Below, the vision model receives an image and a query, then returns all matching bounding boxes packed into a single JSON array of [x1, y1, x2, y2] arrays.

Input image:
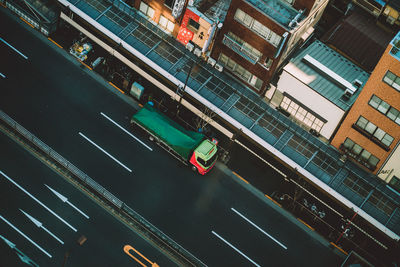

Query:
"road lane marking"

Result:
[[0, 170, 77, 232], [100, 112, 152, 151], [45, 184, 90, 219], [78, 132, 132, 172], [108, 82, 125, 94], [20, 209, 64, 244], [47, 37, 63, 49], [297, 218, 314, 231], [231, 207, 287, 250], [123, 245, 158, 267], [232, 171, 249, 184], [0, 37, 28, 60], [211, 231, 261, 267], [0, 73, 5, 78], [0, 215, 52, 258], [0, 234, 40, 266]]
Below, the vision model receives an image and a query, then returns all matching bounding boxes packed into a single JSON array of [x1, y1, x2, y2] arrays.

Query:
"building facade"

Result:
[[331, 32, 400, 180], [210, 0, 329, 94], [132, 0, 185, 36], [274, 40, 369, 140]]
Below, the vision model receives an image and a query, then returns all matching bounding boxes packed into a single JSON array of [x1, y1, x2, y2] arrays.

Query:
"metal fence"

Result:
[[0, 109, 206, 267]]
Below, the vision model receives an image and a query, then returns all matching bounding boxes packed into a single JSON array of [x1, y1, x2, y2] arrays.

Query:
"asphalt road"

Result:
[[0, 9, 343, 266], [0, 132, 174, 266]]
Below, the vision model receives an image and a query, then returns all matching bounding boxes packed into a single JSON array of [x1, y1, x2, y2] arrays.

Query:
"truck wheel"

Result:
[[191, 165, 198, 172]]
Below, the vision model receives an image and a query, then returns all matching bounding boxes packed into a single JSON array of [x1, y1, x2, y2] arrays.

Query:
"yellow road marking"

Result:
[[265, 194, 282, 207], [297, 218, 314, 231], [123, 245, 159, 267], [330, 242, 348, 255], [78, 60, 92, 70], [48, 37, 63, 49], [232, 171, 249, 184], [20, 17, 34, 28], [109, 82, 125, 94]]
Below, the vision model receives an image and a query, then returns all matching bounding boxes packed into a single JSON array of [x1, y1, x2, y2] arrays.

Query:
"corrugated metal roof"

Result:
[[284, 40, 370, 111]]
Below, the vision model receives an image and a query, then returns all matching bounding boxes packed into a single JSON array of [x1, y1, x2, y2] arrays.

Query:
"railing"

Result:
[[0, 109, 206, 267], [222, 34, 260, 64]]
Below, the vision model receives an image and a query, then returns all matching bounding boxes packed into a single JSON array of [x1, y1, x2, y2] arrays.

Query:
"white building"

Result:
[[274, 40, 370, 140]]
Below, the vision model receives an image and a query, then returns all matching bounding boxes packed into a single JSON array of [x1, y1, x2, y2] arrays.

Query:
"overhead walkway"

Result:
[[56, 0, 400, 242]]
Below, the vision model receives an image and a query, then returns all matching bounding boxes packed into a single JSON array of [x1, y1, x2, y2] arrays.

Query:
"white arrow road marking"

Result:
[[78, 132, 132, 172], [0, 73, 5, 78], [0, 37, 28, 60], [100, 112, 153, 151], [212, 231, 261, 267], [0, 215, 52, 258], [231, 207, 287, 250], [0, 170, 77, 232], [19, 209, 64, 244], [45, 184, 90, 219], [0, 234, 16, 249]]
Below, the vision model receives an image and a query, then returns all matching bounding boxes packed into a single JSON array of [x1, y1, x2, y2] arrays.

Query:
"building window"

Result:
[[355, 116, 394, 147], [389, 176, 400, 193], [282, 0, 294, 5], [383, 71, 400, 91], [342, 138, 380, 170], [159, 15, 175, 32], [218, 53, 263, 90], [287, 134, 317, 158], [234, 9, 282, 47], [139, 2, 155, 18], [164, 0, 174, 9], [280, 96, 325, 131], [263, 58, 273, 69], [343, 175, 370, 198], [367, 191, 396, 216], [368, 95, 400, 126]]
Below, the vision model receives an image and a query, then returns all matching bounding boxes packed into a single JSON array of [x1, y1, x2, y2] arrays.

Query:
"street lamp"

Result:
[[175, 57, 198, 116]]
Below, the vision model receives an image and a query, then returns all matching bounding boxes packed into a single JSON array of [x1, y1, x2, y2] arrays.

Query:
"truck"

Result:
[[131, 102, 218, 175]]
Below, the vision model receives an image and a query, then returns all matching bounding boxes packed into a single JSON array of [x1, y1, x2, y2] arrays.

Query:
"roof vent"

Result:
[[353, 79, 363, 89], [341, 89, 352, 101]]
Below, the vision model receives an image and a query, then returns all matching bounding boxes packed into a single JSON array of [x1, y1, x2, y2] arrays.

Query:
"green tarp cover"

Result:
[[132, 103, 204, 159]]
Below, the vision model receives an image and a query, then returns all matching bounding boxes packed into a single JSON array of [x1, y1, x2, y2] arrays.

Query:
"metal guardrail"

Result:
[[0, 109, 206, 266], [0, 110, 123, 208]]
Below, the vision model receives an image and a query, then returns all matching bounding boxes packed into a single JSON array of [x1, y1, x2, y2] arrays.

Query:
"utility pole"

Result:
[[176, 58, 197, 116]]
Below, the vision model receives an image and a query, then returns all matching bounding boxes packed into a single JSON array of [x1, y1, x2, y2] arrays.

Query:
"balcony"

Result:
[[222, 35, 260, 65]]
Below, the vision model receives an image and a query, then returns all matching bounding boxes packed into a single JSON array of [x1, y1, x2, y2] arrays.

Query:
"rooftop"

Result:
[[387, 0, 400, 10], [284, 40, 370, 111], [245, 0, 304, 28], [389, 31, 400, 62], [191, 0, 231, 22], [322, 7, 394, 72]]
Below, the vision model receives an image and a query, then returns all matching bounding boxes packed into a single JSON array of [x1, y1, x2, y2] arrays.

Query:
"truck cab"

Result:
[[189, 139, 218, 175]]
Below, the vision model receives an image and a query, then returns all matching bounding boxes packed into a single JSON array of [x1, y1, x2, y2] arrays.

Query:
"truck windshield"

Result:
[[197, 153, 218, 167]]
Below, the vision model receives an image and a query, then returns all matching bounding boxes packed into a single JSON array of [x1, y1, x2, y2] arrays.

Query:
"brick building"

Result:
[[331, 32, 400, 184], [210, 0, 329, 94]]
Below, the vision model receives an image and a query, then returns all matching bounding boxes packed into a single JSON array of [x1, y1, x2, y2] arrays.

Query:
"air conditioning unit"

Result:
[[194, 48, 202, 57], [207, 57, 216, 67], [339, 154, 347, 163], [215, 63, 223, 72], [186, 42, 194, 52]]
